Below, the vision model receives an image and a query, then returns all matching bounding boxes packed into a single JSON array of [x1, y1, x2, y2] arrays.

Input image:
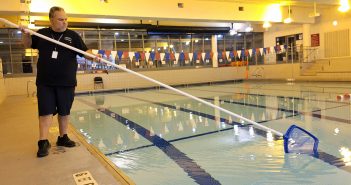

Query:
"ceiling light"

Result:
[[229, 23, 237, 35], [263, 21, 271, 28], [308, 1, 320, 17], [333, 20, 338, 26], [338, 0, 350, 12], [283, 4, 293, 24]]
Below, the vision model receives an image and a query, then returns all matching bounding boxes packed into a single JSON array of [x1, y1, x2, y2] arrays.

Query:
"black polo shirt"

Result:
[[31, 28, 88, 86]]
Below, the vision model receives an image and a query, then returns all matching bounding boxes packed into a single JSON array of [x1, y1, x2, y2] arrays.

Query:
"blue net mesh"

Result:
[[284, 125, 319, 156]]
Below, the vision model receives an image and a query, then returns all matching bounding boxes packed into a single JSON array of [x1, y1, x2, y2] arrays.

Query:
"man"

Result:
[[21, 6, 96, 157]]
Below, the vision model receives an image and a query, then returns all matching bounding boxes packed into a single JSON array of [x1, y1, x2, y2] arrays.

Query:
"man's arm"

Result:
[[19, 26, 32, 48], [85, 49, 102, 62]]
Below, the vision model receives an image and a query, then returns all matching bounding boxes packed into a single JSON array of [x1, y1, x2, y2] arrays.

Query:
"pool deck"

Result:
[[0, 95, 132, 185]]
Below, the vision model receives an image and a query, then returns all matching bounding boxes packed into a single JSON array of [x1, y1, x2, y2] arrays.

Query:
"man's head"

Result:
[[49, 6, 67, 32]]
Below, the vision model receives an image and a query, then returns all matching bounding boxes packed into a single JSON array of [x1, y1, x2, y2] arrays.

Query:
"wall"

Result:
[[264, 6, 351, 59], [5, 67, 247, 96], [248, 64, 300, 80], [5, 62, 351, 97], [310, 7, 351, 58]]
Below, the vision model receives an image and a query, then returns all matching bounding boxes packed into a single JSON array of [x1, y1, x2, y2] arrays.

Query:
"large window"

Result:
[[0, 28, 265, 75]]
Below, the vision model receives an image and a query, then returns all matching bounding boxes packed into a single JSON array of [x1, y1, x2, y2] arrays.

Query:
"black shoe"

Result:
[[56, 134, 76, 147], [37, 139, 51, 158]]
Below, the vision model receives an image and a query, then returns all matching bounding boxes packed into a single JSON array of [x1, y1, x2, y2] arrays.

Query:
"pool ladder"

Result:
[[252, 67, 264, 78]]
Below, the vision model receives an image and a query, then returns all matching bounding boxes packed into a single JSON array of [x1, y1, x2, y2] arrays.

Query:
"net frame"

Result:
[[284, 125, 319, 156]]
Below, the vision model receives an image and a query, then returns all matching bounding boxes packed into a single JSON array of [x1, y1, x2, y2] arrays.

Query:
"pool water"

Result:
[[71, 81, 351, 185]]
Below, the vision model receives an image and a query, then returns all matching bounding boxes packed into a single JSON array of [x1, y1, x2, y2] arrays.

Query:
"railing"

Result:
[[301, 46, 319, 63], [299, 46, 320, 75], [26, 80, 35, 97]]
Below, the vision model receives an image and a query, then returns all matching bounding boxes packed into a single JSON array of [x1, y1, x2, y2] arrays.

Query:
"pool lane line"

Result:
[[158, 90, 351, 124], [100, 93, 285, 156], [105, 127, 234, 156], [187, 87, 350, 105], [200, 96, 351, 124], [100, 93, 294, 157], [117, 94, 283, 139], [213, 83, 351, 96], [77, 98, 222, 185], [111, 95, 351, 173]]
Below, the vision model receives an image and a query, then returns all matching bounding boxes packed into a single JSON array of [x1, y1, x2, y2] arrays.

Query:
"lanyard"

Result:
[[51, 33, 64, 51]]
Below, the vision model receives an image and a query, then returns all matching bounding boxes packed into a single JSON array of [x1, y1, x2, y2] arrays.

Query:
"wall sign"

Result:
[[311, 33, 320, 47]]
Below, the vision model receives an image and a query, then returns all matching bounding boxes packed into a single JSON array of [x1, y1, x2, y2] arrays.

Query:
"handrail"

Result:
[[26, 80, 34, 97]]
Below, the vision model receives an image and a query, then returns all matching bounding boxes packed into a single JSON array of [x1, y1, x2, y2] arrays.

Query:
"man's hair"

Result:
[[49, 6, 65, 18]]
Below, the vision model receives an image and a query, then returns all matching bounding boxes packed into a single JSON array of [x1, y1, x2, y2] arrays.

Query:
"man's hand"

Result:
[[93, 54, 102, 63], [18, 25, 30, 34], [19, 24, 32, 48]]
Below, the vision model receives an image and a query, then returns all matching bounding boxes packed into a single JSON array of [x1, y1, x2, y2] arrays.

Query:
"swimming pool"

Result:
[[71, 81, 351, 185]]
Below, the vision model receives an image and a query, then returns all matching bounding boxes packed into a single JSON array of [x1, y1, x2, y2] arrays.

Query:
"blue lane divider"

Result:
[[78, 98, 222, 185], [99, 108, 222, 185]]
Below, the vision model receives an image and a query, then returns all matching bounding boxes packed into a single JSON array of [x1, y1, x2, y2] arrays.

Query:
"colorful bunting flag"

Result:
[[145, 52, 150, 61], [225, 51, 230, 60], [237, 50, 242, 59], [248, 49, 253, 57], [117, 50, 123, 60], [105, 50, 111, 58], [259, 48, 264, 56], [128, 51, 134, 61], [111, 51, 117, 59], [150, 52, 155, 61]]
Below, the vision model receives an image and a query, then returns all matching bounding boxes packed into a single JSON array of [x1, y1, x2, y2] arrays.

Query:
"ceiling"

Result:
[[199, 0, 340, 6]]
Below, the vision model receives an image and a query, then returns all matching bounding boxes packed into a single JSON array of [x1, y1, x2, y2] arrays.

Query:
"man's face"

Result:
[[50, 10, 68, 32]]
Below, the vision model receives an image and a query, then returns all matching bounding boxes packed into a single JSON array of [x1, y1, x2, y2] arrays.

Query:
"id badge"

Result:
[[52, 51, 58, 59]]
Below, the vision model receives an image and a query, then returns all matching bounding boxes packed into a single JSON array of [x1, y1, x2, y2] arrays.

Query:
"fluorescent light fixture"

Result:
[[264, 4, 282, 22], [284, 17, 292, 23], [229, 29, 237, 35], [245, 26, 253, 32]]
